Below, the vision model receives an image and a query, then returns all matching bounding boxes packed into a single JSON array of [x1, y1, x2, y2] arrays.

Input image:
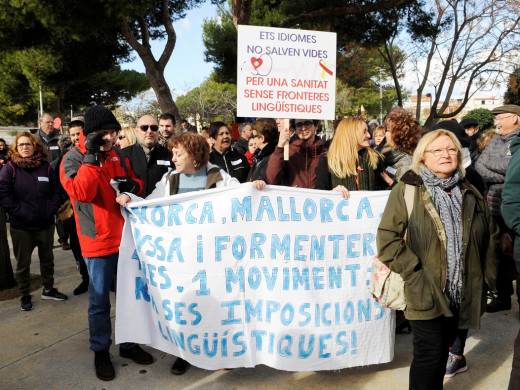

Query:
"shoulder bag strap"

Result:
[[403, 184, 414, 240]]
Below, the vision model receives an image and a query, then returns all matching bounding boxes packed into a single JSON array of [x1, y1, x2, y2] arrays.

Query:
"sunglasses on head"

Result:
[[139, 125, 159, 132]]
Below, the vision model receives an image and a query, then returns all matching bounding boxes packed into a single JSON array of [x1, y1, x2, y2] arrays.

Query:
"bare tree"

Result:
[[176, 79, 237, 124], [378, 35, 407, 107], [408, 0, 520, 127], [115, 89, 161, 126]]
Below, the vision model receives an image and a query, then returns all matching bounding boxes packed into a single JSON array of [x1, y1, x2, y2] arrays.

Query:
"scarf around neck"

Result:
[[420, 166, 463, 308], [11, 152, 44, 169]]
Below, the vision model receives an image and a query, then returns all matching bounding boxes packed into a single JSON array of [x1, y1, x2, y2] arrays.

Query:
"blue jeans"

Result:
[[84, 253, 134, 352]]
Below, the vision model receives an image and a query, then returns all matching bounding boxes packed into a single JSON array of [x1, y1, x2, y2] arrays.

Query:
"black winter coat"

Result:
[[247, 142, 276, 182], [120, 143, 173, 197], [37, 128, 61, 162], [209, 148, 250, 183], [0, 161, 61, 230]]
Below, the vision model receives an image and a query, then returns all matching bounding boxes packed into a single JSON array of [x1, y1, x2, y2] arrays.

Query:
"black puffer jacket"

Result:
[[0, 160, 61, 230], [209, 147, 250, 183], [247, 141, 276, 182]]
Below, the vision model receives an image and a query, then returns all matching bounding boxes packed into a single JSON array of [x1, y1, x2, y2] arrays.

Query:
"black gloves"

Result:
[[114, 176, 140, 195], [83, 132, 107, 165]]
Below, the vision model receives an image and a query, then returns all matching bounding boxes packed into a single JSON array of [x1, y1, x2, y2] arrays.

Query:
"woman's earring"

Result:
[[193, 162, 198, 168]]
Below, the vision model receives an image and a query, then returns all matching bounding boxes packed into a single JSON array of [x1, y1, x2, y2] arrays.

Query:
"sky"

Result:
[[120, 2, 507, 103], [120, 2, 219, 97]]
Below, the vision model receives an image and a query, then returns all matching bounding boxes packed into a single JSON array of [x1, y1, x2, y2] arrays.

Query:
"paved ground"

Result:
[[0, 232, 517, 389]]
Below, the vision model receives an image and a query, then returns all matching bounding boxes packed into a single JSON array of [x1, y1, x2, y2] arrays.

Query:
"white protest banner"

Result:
[[116, 184, 394, 371], [236, 25, 336, 120]]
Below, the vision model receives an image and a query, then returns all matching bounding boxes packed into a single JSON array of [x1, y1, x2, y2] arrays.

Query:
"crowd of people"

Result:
[[2, 104, 520, 389]]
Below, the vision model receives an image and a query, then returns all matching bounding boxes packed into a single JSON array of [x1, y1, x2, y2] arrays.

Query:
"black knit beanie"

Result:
[[83, 105, 121, 136], [431, 120, 471, 148]]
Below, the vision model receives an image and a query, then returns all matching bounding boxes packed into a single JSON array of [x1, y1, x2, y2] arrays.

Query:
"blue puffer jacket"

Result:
[[0, 160, 62, 230]]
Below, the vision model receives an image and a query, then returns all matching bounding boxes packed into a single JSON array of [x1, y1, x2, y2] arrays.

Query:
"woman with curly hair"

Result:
[[116, 131, 240, 375], [315, 117, 392, 198], [0, 132, 67, 311], [383, 107, 422, 185]]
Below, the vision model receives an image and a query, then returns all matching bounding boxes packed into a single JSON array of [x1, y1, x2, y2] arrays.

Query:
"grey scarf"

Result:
[[420, 166, 463, 308]]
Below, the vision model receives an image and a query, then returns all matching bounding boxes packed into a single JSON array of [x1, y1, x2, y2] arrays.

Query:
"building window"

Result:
[[482, 100, 486, 105]]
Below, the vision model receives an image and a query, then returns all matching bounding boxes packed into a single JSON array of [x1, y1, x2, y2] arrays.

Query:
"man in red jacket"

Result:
[[60, 105, 153, 381]]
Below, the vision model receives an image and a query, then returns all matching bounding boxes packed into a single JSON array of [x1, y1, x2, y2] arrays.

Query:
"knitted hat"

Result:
[[460, 118, 479, 128], [431, 120, 471, 148], [83, 105, 121, 135]]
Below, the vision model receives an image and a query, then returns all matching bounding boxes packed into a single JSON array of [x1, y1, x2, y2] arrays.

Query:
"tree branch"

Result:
[[158, 0, 176, 70], [281, 0, 411, 27]]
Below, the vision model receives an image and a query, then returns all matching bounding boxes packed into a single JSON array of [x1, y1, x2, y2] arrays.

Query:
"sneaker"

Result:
[[486, 298, 511, 313], [60, 241, 71, 250], [445, 353, 468, 378], [170, 357, 190, 375], [119, 345, 153, 365], [73, 280, 89, 295], [41, 288, 68, 301], [20, 295, 33, 311], [94, 350, 115, 381]]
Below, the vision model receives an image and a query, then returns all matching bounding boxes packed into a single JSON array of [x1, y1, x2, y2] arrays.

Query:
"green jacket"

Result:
[[377, 170, 498, 329], [502, 134, 520, 271]]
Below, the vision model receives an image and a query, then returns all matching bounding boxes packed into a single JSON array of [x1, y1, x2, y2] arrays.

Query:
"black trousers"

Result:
[[409, 313, 459, 390], [451, 328, 469, 356], [494, 216, 519, 303], [509, 327, 520, 390], [64, 218, 88, 282]]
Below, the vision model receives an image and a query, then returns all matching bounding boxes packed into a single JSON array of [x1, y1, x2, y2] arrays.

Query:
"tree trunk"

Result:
[[142, 58, 181, 121], [0, 208, 15, 290], [232, 0, 253, 28], [119, 2, 181, 123]]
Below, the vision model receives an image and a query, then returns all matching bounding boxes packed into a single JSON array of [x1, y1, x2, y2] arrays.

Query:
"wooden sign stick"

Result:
[[283, 118, 290, 161]]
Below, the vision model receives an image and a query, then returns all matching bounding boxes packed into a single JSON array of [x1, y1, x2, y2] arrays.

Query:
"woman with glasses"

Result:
[[315, 117, 391, 197], [383, 107, 422, 185], [377, 129, 498, 390], [0, 132, 67, 311], [266, 118, 324, 188], [116, 126, 137, 149]]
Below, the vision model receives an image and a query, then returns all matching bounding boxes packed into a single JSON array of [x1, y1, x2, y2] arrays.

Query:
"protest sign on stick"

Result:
[[236, 25, 337, 121], [115, 184, 395, 372]]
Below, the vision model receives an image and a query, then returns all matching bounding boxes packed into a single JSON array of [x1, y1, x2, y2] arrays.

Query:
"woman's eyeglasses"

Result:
[[139, 125, 159, 132], [425, 148, 458, 157]]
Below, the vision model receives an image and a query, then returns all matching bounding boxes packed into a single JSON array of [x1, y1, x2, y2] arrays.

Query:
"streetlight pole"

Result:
[[379, 68, 383, 124], [39, 85, 43, 119]]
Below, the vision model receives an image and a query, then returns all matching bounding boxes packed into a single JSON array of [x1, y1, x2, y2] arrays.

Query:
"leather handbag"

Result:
[[370, 184, 414, 311], [58, 199, 74, 222]]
